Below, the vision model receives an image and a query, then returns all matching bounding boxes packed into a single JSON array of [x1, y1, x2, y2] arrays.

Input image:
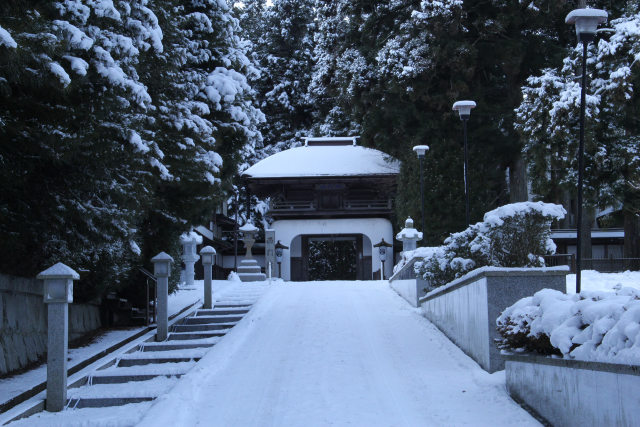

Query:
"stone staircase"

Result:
[[60, 284, 267, 412]]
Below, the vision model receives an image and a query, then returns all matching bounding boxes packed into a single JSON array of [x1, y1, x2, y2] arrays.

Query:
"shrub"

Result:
[[414, 202, 566, 289], [497, 288, 640, 364]]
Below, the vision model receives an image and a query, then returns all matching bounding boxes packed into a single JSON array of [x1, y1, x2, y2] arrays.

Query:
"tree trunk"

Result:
[[580, 206, 595, 262], [508, 155, 528, 203], [623, 210, 640, 259]]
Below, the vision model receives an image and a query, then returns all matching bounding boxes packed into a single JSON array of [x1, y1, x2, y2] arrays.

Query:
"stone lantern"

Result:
[[396, 217, 423, 253], [37, 262, 80, 412], [180, 232, 202, 288], [373, 238, 393, 280], [151, 252, 174, 341], [236, 222, 266, 282], [275, 240, 289, 279], [200, 245, 216, 309]]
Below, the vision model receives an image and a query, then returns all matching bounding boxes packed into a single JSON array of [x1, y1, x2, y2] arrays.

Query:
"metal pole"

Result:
[[234, 190, 239, 270], [419, 156, 425, 237], [463, 118, 470, 226], [278, 261, 282, 279], [576, 40, 588, 294], [145, 278, 149, 326]]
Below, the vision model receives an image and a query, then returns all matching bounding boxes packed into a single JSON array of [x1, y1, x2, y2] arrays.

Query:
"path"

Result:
[[138, 281, 539, 426]]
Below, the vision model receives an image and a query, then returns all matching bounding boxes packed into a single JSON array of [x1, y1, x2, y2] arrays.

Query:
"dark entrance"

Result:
[[308, 238, 357, 281], [290, 234, 372, 281]]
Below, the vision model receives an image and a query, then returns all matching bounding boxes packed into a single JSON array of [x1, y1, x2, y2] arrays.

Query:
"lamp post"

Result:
[[275, 240, 289, 279], [566, 8, 607, 294], [151, 252, 173, 341], [38, 262, 79, 412], [412, 145, 429, 237], [373, 238, 393, 280], [200, 246, 216, 309], [452, 100, 476, 226]]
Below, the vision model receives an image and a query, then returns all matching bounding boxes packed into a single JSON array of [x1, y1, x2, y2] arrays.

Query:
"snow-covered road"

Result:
[[139, 281, 539, 426]]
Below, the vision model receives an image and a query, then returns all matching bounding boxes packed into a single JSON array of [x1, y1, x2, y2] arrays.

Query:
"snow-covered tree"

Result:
[[516, 2, 640, 258], [0, 0, 264, 301]]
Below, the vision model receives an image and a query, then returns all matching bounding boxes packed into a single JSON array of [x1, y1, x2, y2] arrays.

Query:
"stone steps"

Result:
[[196, 309, 249, 316], [68, 396, 155, 409], [116, 357, 199, 367], [7, 283, 272, 420], [89, 374, 184, 384], [140, 343, 215, 352], [184, 315, 242, 324], [168, 331, 228, 340], [172, 323, 235, 332]]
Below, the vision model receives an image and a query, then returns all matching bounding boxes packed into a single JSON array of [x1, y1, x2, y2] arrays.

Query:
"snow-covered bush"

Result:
[[497, 288, 640, 365], [414, 202, 565, 289]]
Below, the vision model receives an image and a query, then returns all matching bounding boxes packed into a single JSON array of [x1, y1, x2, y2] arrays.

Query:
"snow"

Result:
[[242, 144, 400, 178], [0, 328, 140, 408], [137, 281, 537, 426], [36, 262, 80, 279], [0, 25, 18, 48], [0, 279, 228, 410], [179, 231, 203, 245], [566, 270, 640, 294], [499, 285, 640, 365], [63, 56, 89, 76], [48, 62, 71, 87], [238, 222, 258, 232], [482, 201, 566, 227]]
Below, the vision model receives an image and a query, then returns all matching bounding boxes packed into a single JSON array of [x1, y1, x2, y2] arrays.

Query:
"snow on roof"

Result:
[[243, 145, 400, 179]]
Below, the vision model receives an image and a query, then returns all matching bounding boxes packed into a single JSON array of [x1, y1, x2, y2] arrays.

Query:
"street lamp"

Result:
[[452, 100, 476, 226], [274, 240, 289, 279], [566, 8, 607, 294], [412, 145, 429, 237], [373, 238, 393, 280]]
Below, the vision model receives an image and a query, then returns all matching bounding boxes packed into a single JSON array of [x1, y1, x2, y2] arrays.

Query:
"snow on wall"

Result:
[[272, 218, 393, 280], [506, 355, 640, 427]]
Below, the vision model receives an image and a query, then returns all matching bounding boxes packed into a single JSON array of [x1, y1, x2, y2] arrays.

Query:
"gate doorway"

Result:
[[290, 234, 372, 281]]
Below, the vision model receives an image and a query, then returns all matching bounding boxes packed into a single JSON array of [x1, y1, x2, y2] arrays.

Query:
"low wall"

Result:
[[388, 257, 430, 307], [0, 273, 101, 375], [505, 354, 640, 426], [419, 267, 568, 372]]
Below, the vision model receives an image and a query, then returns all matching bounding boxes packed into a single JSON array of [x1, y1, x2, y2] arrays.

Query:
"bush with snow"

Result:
[[497, 288, 640, 365], [413, 202, 565, 289]]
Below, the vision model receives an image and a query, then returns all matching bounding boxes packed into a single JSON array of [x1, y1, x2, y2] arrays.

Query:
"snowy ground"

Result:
[[0, 280, 231, 408], [137, 281, 537, 427], [5, 272, 639, 425], [566, 270, 640, 293]]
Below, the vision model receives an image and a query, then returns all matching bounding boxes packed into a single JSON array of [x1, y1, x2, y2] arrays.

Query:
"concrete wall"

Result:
[[505, 354, 640, 426], [419, 267, 568, 372], [0, 273, 101, 376], [388, 257, 430, 307], [272, 218, 393, 280]]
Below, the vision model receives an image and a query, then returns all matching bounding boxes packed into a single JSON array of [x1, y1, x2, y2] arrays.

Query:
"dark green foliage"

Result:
[[308, 240, 357, 281], [0, 0, 259, 303]]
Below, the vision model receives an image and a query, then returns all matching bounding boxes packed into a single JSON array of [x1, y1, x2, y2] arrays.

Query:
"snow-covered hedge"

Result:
[[412, 202, 565, 289], [497, 288, 640, 365]]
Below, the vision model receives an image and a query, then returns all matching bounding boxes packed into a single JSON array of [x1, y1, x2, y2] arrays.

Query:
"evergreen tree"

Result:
[[516, 1, 640, 258]]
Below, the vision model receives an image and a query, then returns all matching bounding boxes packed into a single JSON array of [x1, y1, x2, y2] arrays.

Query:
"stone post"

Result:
[[151, 252, 173, 341], [265, 229, 276, 275], [200, 246, 216, 309], [180, 232, 201, 288], [37, 262, 79, 412], [396, 217, 423, 253]]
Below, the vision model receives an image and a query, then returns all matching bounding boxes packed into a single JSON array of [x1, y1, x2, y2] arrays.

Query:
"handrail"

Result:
[[138, 267, 157, 282]]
